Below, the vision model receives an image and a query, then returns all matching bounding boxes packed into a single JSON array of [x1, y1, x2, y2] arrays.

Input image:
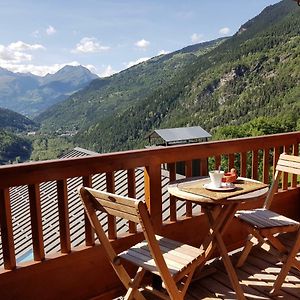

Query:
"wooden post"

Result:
[[200, 158, 208, 176], [252, 150, 258, 180], [240, 152, 247, 178], [144, 164, 162, 231], [28, 184, 45, 261], [83, 175, 95, 246], [0, 188, 16, 270], [263, 149, 270, 184], [106, 172, 117, 240], [185, 161, 193, 218], [168, 163, 177, 222], [291, 143, 299, 187], [127, 169, 137, 233], [57, 179, 71, 253], [214, 155, 221, 171], [228, 154, 235, 171]]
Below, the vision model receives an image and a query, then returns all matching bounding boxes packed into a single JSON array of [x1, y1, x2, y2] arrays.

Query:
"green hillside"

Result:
[[0, 107, 38, 132], [38, 0, 300, 153], [36, 38, 226, 132], [0, 129, 32, 164], [0, 108, 38, 164]]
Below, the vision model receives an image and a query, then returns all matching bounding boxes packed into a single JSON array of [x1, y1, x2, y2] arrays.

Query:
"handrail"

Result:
[[0, 131, 299, 188], [0, 131, 299, 272]]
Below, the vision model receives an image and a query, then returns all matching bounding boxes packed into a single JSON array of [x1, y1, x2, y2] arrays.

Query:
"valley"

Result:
[[0, 0, 299, 164]]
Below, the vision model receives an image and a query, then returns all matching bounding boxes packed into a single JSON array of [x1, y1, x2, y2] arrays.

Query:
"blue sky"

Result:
[[0, 0, 281, 77]]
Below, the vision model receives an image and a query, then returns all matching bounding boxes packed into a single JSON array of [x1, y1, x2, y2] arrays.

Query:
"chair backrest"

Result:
[[78, 186, 178, 294], [264, 154, 300, 209], [276, 154, 300, 175]]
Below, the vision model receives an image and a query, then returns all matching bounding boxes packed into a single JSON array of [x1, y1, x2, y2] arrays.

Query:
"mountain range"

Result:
[[0, 65, 98, 116], [36, 0, 300, 153]]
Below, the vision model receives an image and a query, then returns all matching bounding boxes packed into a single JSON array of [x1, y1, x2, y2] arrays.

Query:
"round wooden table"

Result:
[[168, 176, 269, 300]]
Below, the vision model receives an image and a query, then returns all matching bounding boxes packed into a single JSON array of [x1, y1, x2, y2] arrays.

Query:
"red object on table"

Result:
[[222, 168, 237, 183]]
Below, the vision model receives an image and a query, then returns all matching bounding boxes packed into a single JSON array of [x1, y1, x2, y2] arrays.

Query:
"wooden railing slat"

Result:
[[292, 143, 299, 187], [200, 158, 208, 176], [214, 156, 221, 171], [185, 161, 193, 218], [168, 163, 177, 222], [228, 154, 235, 171], [0, 188, 16, 270], [57, 179, 71, 253], [263, 149, 270, 184], [127, 169, 137, 233], [240, 152, 247, 178], [252, 150, 258, 180], [282, 145, 290, 190], [28, 184, 45, 261], [144, 164, 162, 231], [106, 172, 117, 240], [83, 175, 95, 246]]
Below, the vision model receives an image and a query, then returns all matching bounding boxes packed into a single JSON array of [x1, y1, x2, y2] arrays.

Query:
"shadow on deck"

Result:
[[117, 232, 300, 299]]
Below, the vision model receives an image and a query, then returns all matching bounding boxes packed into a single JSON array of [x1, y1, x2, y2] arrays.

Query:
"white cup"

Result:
[[209, 170, 224, 188]]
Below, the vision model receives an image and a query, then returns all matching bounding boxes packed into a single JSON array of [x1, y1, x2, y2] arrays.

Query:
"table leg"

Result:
[[205, 204, 246, 300], [193, 205, 237, 276]]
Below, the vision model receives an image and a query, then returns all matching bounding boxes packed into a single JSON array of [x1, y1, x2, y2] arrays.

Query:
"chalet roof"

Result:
[[148, 126, 211, 145], [1, 147, 197, 266]]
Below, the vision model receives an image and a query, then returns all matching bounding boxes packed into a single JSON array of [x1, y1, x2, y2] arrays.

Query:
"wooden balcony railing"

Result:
[[0, 131, 299, 299]]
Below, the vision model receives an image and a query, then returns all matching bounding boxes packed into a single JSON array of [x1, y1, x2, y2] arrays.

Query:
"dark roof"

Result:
[[1, 148, 199, 266], [148, 126, 211, 144]]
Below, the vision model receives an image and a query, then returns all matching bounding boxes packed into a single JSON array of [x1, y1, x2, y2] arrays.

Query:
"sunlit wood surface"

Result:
[[117, 233, 300, 300]]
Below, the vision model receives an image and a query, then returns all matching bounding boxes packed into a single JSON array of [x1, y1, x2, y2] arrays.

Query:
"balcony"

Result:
[[0, 131, 299, 299]]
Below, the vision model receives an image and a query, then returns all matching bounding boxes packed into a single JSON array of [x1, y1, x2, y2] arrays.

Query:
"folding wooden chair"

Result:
[[78, 186, 205, 300], [235, 154, 300, 294]]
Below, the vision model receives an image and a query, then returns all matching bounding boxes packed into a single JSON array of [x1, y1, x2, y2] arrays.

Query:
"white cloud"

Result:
[[135, 39, 150, 50], [191, 33, 204, 43], [0, 41, 45, 64], [8, 41, 45, 51], [99, 65, 117, 77], [72, 37, 110, 54], [158, 50, 169, 55], [126, 57, 150, 68], [46, 25, 56, 35], [219, 27, 230, 35]]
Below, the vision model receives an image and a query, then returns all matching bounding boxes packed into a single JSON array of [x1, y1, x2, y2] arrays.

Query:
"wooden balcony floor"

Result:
[[130, 233, 300, 300]]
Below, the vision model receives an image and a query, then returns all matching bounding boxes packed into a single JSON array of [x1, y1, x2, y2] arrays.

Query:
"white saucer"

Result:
[[203, 182, 236, 191]]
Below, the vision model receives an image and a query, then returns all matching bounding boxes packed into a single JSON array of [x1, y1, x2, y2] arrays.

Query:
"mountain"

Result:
[[36, 38, 226, 131], [38, 0, 300, 153], [0, 65, 98, 117]]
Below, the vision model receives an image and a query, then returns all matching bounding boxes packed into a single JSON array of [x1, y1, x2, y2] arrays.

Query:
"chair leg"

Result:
[[271, 230, 300, 295], [236, 236, 257, 268], [124, 267, 147, 300], [178, 265, 197, 297], [262, 232, 287, 254]]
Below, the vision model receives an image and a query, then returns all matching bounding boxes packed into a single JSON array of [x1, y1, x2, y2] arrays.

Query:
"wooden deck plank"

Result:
[[114, 233, 300, 299]]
